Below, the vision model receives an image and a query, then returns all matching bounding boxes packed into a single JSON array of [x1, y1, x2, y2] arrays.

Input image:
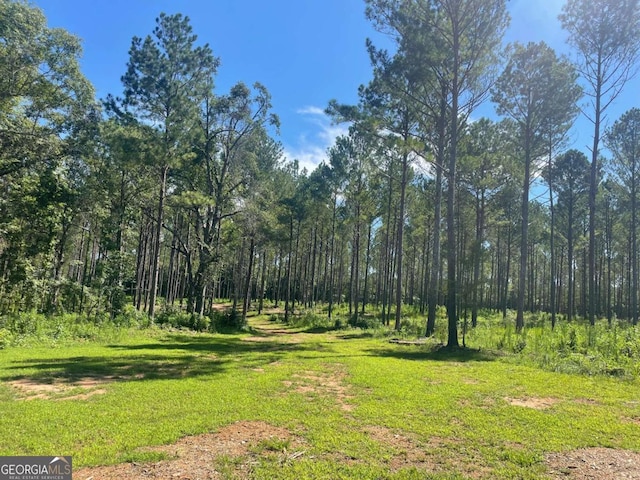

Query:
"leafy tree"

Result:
[[365, 0, 509, 347], [606, 108, 640, 324], [0, 0, 96, 313], [458, 118, 513, 327], [0, 0, 95, 178], [492, 41, 581, 331], [174, 81, 279, 315], [560, 0, 640, 325], [551, 150, 590, 321], [118, 13, 219, 318]]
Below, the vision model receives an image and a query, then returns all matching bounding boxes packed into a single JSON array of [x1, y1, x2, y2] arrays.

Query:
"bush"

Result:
[[155, 306, 211, 332], [7, 311, 44, 336], [0, 328, 12, 349], [286, 311, 336, 330], [210, 309, 245, 331], [464, 310, 640, 377], [190, 314, 210, 332], [348, 314, 382, 330], [113, 305, 151, 328]]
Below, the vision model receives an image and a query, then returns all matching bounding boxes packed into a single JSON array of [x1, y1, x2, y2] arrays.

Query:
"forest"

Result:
[[2, 0, 640, 351]]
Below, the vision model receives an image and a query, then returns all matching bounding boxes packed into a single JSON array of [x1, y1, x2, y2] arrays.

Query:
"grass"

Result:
[[1, 310, 640, 478]]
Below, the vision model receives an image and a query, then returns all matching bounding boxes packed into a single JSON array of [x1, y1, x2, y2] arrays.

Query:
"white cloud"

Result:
[[295, 106, 326, 116], [283, 106, 350, 174]]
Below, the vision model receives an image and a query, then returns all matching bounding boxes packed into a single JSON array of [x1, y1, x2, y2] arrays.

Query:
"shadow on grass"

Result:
[[4, 334, 315, 385], [365, 345, 498, 363], [336, 331, 379, 340]]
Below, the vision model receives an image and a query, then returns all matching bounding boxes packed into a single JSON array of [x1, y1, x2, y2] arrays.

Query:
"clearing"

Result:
[[1, 315, 640, 479]]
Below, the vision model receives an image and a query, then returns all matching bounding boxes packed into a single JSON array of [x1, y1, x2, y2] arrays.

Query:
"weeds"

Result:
[[465, 311, 640, 377], [0, 308, 147, 347], [4, 300, 640, 379]]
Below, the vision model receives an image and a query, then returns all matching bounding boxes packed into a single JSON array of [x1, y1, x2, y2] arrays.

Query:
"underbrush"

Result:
[[0, 300, 258, 348], [280, 308, 389, 334], [302, 304, 640, 378], [0, 305, 153, 348], [155, 305, 250, 333], [465, 311, 640, 377], [4, 299, 640, 379]]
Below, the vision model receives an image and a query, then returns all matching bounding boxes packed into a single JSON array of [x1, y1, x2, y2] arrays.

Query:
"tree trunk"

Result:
[[567, 200, 575, 321], [328, 194, 337, 319], [549, 151, 557, 329], [395, 150, 409, 330], [362, 220, 373, 316], [284, 217, 294, 323], [426, 89, 446, 337], [471, 192, 485, 327], [148, 165, 168, 319], [632, 169, 638, 325], [241, 236, 256, 324], [446, 32, 460, 349], [588, 65, 603, 326], [258, 249, 267, 315], [516, 132, 531, 332]]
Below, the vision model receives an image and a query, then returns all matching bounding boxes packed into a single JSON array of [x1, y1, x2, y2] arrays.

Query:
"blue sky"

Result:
[[32, 0, 639, 172]]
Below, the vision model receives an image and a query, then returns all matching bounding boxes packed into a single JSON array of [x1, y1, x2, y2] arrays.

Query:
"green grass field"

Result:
[[1, 312, 640, 479]]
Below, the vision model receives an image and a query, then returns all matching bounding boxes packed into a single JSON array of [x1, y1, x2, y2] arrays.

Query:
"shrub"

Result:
[[6, 311, 45, 336], [0, 328, 12, 349], [210, 309, 245, 331], [348, 314, 382, 330], [190, 313, 210, 332], [155, 305, 211, 332]]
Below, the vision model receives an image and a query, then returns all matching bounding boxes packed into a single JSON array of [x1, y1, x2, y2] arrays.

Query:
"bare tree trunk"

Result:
[[284, 217, 294, 323], [471, 193, 485, 327], [427, 90, 446, 337], [258, 249, 267, 315], [446, 42, 460, 349], [242, 236, 256, 324], [148, 165, 168, 319], [588, 77, 602, 326], [395, 149, 409, 331], [516, 132, 532, 332], [328, 194, 337, 319], [362, 220, 372, 316]]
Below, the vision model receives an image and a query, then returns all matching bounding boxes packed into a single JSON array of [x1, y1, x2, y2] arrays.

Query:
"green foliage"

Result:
[[285, 311, 338, 330], [348, 314, 382, 330], [0, 308, 153, 347], [0, 329, 12, 349], [210, 309, 245, 331], [466, 311, 640, 377], [155, 305, 211, 332]]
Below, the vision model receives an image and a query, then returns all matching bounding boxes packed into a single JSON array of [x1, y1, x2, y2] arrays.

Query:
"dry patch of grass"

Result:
[[505, 396, 561, 409], [364, 425, 436, 471], [75, 421, 306, 480], [364, 425, 493, 479], [546, 448, 640, 479], [282, 365, 355, 412], [242, 323, 306, 344], [9, 377, 113, 401], [242, 334, 302, 344]]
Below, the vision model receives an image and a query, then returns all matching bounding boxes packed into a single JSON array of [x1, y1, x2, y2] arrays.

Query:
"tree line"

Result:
[[2, 0, 640, 348]]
